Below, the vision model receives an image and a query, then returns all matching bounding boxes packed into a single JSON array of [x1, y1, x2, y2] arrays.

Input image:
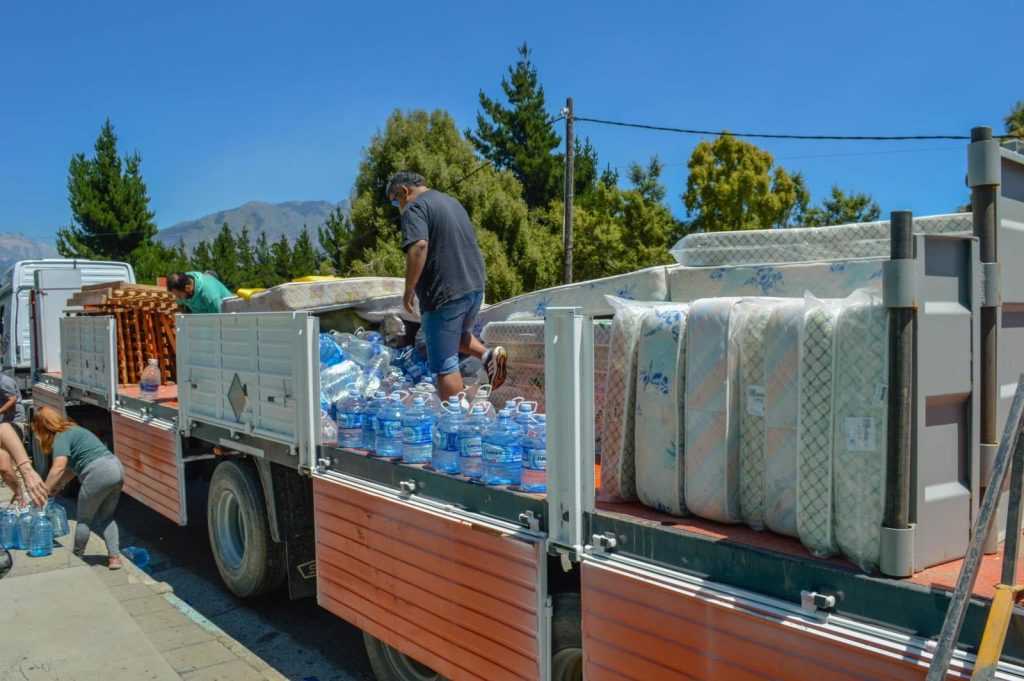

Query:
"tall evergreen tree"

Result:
[[234, 226, 256, 287], [271, 235, 293, 283], [211, 223, 239, 288], [253, 232, 279, 286], [317, 206, 352, 275], [801, 185, 881, 227], [290, 227, 319, 278], [190, 241, 214, 273]]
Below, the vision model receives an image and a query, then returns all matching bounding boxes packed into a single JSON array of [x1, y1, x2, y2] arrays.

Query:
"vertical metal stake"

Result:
[[885, 210, 914, 533], [562, 97, 575, 286]]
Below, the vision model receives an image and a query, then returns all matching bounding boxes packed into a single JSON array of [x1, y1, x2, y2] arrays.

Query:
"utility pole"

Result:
[[562, 97, 575, 285]]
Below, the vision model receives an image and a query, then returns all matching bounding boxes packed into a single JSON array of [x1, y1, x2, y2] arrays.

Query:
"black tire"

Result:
[[361, 592, 582, 681], [363, 632, 450, 681], [207, 459, 285, 598]]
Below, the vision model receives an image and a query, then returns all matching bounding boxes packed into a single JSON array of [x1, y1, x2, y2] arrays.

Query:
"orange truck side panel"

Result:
[[313, 476, 543, 681], [111, 412, 181, 524], [31, 384, 64, 415]]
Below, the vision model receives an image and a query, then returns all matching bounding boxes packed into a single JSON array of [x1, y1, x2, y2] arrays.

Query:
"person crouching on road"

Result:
[[166, 270, 233, 313], [388, 170, 507, 400], [33, 407, 125, 569]]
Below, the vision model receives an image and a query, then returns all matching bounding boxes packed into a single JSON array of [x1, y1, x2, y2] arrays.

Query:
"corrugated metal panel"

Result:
[[313, 476, 543, 681], [111, 411, 184, 525], [31, 383, 64, 415], [60, 316, 116, 408], [582, 558, 977, 681]]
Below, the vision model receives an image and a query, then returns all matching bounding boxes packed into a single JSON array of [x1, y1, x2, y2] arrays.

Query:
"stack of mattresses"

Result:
[[666, 259, 885, 302], [221, 277, 405, 313]]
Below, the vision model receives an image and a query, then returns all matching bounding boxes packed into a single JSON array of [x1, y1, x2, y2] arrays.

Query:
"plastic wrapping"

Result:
[[831, 290, 889, 572], [736, 300, 775, 531], [633, 303, 690, 516], [683, 297, 746, 523], [666, 259, 885, 303], [669, 213, 970, 267]]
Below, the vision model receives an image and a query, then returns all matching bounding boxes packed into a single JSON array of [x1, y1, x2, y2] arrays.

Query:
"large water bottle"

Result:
[[401, 397, 435, 464], [319, 333, 347, 369], [458, 404, 494, 480], [0, 505, 17, 549], [122, 546, 151, 570], [321, 360, 361, 404], [336, 393, 366, 449], [46, 498, 70, 538], [355, 357, 389, 396], [363, 391, 389, 451], [482, 410, 524, 486], [513, 402, 537, 428], [375, 395, 407, 459], [320, 410, 338, 445], [28, 508, 53, 557], [15, 506, 33, 550], [521, 415, 548, 493], [432, 397, 466, 474], [140, 359, 160, 401], [411, 383, 443, 415]]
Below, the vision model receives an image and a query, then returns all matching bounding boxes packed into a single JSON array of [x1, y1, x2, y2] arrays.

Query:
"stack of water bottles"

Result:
[[0, 495, 65, 557]]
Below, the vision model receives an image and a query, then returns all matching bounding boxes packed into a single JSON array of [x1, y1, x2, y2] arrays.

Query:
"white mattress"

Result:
[[763, 300, 803, 537], [737, 302, 774, 531], [222, 278, 405, 313], [473, 266, 669, 328], [481, 319, 611, 369], [667, 259, 884, 302], [684, 298, 744, 523], [634, 304, 690, 516], [832, 295, 889, 572]]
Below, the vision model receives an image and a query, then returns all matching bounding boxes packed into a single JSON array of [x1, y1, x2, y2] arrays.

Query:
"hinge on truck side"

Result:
[[518, 510, 541, 532], [591, 532, 618, 553]]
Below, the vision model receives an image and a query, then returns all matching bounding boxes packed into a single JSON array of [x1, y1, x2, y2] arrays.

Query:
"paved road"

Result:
[[112, 480, 376, 681]]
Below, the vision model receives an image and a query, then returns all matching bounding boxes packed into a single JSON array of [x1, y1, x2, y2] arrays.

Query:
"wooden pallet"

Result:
[[69, 282, 180, 310]]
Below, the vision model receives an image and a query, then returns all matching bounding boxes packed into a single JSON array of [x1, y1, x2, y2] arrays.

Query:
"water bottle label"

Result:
[[366, 414, 379, 432], [402, 424, 433, 445], [459, 436, 482, 459], [380, 420, 402, 439], [524, 447, 547, 471], [337, 412, 363, 429], [483, 442, 523, 464], [434, 430, 459, 451], [140, 382, 159, 393]]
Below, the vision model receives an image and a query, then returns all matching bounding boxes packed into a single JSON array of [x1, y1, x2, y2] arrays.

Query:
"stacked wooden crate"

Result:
[[68, 283, 180, 385]]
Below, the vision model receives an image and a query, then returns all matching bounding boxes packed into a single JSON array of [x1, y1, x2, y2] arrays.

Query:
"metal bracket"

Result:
[[591, 532, 618, 553], [518, 510, 541, 532], [398, 480, 417, 495], [883, 259, 917, 309], [880, 524, 916, 577], [800, 589, 838, 616], [981, 262, 1002, 308]]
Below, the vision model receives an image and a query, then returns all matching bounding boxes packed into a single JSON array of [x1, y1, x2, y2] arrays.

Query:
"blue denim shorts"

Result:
[[419, 290, 484, 375]]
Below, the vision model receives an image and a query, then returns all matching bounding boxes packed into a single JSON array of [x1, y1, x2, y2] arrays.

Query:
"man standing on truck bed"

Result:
[[166, 271, 233, 313], [388, 171, 507, 399]]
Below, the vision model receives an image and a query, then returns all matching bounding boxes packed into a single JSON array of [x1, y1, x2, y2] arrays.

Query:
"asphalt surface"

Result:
[[110, 479, 376, 681]]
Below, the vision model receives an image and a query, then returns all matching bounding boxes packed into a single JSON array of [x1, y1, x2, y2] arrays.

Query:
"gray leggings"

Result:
[[76, 455, 124, 557]]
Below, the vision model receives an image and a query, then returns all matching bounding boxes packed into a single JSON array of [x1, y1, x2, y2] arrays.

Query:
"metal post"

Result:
[[562, 97, 575, 285], [884, 211, 914, 532]]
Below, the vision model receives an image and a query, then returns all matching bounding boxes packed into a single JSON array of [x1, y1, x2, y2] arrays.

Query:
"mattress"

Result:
[[670, 213, 971, 267], [667, 259, 884, 302], [481, 319, 612, 370], [832, 295, 889, 572], [472, 266, 669, 330], [763, 300, 803, 537], [222, 277, 405, 313], [634, 304, 690, 516], [737, 302, 773, 531], [797, 300, 842, 558], [684, 298, 744, 523]]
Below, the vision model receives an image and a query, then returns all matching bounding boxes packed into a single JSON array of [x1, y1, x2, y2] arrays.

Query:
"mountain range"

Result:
[[0, 232, 59, 272]]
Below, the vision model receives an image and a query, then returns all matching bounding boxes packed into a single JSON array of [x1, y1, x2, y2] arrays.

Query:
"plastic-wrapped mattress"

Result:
[[737, 301, 774, 530], [667, 259, 884, 303], [633, 304, 690, 516], [763, 300, 803, 537], [222, 277, 405, 313]]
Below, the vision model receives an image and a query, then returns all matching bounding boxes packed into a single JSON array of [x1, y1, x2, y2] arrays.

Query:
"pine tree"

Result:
[[271, 235, 293, 283], [317, 206, 352, 275], [234, 226, 256, 287], [190, 241, 214, 272], [211, 223, 239, 289], [253, 232, 279, 287], [290, 227, 319, 279]]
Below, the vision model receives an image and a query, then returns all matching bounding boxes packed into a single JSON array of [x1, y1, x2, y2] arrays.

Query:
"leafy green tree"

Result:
[[318, 206, 352, 275], [801, 185, 881, 227], [271, 235, 293, 283], [683, 133, 809, 232], [1007, 101, 1024, 139], [290, 227, 320, 278], [468, 43, 562, 209]]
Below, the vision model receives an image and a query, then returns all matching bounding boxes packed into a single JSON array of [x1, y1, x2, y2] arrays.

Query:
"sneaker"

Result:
[[108, 556, 123, 570], [483, 346, 507, 390]]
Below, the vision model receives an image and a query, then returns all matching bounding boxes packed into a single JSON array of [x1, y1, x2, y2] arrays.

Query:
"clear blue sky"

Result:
[[1, 0, 1019, 242]]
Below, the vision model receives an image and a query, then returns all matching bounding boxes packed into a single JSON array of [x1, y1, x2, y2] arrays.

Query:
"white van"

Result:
[[0, 259, 135, 387]]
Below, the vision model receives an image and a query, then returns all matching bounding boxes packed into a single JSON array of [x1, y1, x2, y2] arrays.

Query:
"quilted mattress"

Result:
[[634, 304, 690, 516], [763, 300, 803, 537], [222, 277, 405, 313], [684, 298, 745, 523], [670, 213, 970, 267], [667, 259, 884, 303], [481, 319, 612, 370], [737, 301, 774, 531]]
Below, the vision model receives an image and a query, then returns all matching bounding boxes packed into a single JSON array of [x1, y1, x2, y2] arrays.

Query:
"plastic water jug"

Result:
[[336, 393, 365, 449], [432, 397, 466, 474], [14, 506, 33, 550], [401, 397, 435, 464], [375, 395, 407, 459], [411, 383, 443, 415], [320, 360, 361, 404], [140, 359, 160, 401], [46, 499, 70, 538], [0, 506, 17, 549], [521, 415, 547, 493], [122, 546, 151, 570], [513, 402, 537, 428], [319, 333, 346, 369], [363, 391, 389, 451], [28, 508, 53, 557], [320, 410, 338, 445], [458, 404, 494, 479], [482, 410, 524, 486]]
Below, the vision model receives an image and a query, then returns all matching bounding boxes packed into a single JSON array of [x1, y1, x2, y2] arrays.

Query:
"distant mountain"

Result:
[[157, 200, 343, 252], [0, 233, 59, 272]]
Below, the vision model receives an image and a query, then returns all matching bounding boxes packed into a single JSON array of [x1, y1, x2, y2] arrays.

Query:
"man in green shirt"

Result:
[[166, 271, 233, 313]]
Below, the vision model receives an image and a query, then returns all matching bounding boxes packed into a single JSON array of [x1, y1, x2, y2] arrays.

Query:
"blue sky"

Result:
[[1, 0, 1019, 242]]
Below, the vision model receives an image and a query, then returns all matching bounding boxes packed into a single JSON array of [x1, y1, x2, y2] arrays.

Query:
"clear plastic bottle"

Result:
[[320, 410, 338, 445], [375, 395, 407, 459], [482, 410, 524, 486], [521, 415, 548, 493], [319, 333, 346, 369], [458, 404, 493, 480], [0, 505, 17, 549], [335, 393, 366, 449], [140, 358, 160, 401], [411, 383, 443, 415], [122, 546, 151, 569], [28, 507, 53, 557], [46, 498, 70, 538], [362, 391, 389, 451], [320, 360, 361, 404], [432, 397, 466, 474], [513, 402, 537, 429], [15, 505, 33, 550], [401, 397, 435, 464]]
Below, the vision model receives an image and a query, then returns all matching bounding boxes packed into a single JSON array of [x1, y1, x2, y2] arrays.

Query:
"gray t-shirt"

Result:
[[400, 190, 486, 312], [0, 375, 23, 424]]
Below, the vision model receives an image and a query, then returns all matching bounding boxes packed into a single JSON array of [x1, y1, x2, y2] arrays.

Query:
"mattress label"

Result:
[[844, 416, 876, 452], [873, 384, 888, 407], [746, 385, 766, 417]]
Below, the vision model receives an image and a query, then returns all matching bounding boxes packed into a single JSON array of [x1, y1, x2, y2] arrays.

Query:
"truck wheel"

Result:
[[363, 632, 450, 681], [207, 459, 285, 598], [551, 592, 583, 681]]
